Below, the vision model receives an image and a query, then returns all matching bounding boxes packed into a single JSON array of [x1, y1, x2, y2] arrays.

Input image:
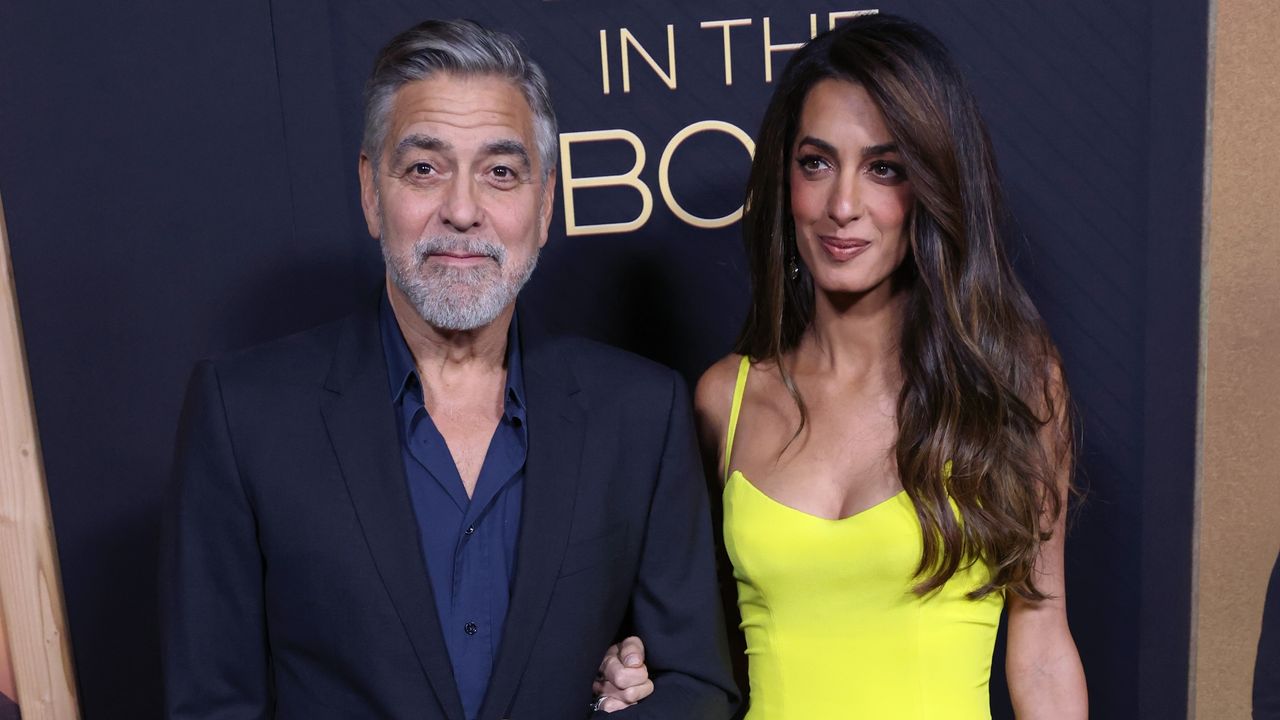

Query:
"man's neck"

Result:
[[386, 280, 512, 383], [385, 280, 512, 497]]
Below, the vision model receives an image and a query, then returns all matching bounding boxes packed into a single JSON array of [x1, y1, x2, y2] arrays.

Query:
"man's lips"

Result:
[[425, 251, 494, 263]]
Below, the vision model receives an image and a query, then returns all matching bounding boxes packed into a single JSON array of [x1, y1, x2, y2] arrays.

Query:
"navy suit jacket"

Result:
[[161, 298, 738, 719], [1257, 552, 1280, 719]]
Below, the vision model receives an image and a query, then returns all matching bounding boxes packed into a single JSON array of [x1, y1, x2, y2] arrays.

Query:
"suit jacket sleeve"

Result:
[[1256, 551, 1280, 719], [160, 360, 270, 719], [608, 372, 740, 719]]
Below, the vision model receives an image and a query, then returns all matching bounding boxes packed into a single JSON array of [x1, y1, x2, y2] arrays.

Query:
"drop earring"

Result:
[[788, 255, 800, 281]]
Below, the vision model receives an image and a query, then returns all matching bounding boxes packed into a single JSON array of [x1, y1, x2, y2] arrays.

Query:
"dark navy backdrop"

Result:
[[0, 1, 1206, 718]]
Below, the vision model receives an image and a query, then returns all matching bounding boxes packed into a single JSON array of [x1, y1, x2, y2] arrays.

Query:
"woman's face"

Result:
[[789, 78, 915, 299]]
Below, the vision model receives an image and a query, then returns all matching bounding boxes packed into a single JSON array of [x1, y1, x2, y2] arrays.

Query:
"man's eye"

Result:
[[491, 166, 515, 179], [409, 162, 435, 176]]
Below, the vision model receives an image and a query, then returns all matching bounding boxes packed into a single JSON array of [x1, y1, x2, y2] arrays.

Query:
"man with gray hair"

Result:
[[161, 18, 737, 720]]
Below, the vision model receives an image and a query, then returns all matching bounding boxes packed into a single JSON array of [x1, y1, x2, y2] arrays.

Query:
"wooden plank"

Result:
[[1192, 0, 1280, 716], [0, 191, 80, 718]]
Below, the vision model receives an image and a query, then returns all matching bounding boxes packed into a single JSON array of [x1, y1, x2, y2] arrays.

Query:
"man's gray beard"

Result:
[[383, 233, 539, 332]]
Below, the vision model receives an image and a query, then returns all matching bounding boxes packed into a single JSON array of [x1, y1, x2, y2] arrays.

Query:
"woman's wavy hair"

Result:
[[734, 13, 1073, 600]]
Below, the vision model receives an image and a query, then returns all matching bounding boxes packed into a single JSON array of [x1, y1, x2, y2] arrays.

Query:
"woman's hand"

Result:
[[592, 636, 653, 712]]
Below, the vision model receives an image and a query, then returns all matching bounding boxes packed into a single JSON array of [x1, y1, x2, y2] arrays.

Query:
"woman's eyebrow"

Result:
[[861, 142, 899, 158], [795, 136, 899, 159]]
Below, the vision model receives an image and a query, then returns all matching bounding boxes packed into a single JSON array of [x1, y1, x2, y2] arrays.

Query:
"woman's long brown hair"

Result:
[[734, 14, 1072, 600]]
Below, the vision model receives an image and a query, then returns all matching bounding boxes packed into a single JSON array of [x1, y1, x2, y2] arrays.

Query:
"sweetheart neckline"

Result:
[[726, 470, 907, 523]]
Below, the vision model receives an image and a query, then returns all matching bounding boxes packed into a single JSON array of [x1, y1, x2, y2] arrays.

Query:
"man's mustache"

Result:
[[413, 236, 506, 264]]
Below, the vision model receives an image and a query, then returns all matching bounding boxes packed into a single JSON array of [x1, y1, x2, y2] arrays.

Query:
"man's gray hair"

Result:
[[362, 19, 558, 182]]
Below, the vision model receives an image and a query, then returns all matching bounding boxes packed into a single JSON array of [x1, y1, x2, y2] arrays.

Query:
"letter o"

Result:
[[658, 120, 755, 229]]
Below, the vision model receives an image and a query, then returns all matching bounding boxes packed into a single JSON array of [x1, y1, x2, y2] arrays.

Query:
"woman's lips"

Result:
[[819, 236, 871, 261]]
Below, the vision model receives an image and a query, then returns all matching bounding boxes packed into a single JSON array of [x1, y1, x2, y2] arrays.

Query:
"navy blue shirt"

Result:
[[379, 295, 526, 720]]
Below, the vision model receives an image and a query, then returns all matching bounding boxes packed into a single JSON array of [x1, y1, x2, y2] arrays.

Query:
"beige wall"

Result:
[[1194, 0, 1280, 717]]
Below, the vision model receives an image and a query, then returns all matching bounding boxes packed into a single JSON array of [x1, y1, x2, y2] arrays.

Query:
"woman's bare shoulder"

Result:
[[696, 354, 788, 437], [694, 354, 746, 433]]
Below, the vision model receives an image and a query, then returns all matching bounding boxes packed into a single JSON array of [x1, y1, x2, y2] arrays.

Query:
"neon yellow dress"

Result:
[[722, 356, 1004, 719]]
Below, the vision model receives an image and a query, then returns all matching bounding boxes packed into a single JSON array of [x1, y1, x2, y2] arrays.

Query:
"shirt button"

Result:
[[464, 622, 478, 636], [464, 525, 476, 536]]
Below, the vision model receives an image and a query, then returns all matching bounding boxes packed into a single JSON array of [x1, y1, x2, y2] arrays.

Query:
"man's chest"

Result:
[[431, 411, 504, 495]]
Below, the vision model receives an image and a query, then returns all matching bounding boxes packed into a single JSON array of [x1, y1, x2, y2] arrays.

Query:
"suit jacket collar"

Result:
[[319, 298, 467, 720], [478, 302, 589, 720]]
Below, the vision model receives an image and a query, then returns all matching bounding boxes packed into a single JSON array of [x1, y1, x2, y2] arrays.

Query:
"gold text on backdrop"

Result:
[[566, 9, 877, 236], [597, 11, 878, 93]]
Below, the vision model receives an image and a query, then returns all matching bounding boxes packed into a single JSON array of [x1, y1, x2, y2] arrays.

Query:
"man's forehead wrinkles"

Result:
[[391, 111, 530, 145], [401, 107, 522, 125], [389, 76, 533, 130], [391, 131, 529, 155]]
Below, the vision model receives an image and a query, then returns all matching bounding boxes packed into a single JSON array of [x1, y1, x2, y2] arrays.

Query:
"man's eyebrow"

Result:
[[391, 134, 450, 164], [481, 139, 532, 172]]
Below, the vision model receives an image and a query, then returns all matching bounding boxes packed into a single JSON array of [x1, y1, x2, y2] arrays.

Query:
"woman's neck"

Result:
[[797, 281, 906, 387]]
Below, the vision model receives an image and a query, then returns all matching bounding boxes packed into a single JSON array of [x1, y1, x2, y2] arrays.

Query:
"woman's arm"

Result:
[[1006, 365, 1087, 718], [1005, 512, 1087, 717]]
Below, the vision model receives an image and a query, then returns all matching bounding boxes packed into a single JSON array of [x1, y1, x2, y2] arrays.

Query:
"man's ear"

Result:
[[537, 166, 557, 248], [359, 153, 382, 239]]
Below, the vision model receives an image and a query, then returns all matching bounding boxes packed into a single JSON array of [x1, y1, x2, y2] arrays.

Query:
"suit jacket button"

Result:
[[464, 622, 478, 636]]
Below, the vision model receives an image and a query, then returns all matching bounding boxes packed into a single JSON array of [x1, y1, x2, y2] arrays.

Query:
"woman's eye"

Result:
[[798, 155, 830, 173], [869, 161, 902, 179]]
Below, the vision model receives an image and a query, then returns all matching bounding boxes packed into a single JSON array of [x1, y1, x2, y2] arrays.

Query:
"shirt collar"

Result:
[[378, 290, 526, 423]]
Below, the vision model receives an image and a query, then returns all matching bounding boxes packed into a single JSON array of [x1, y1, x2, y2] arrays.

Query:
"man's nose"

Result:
[[440, 175, 482, 230]]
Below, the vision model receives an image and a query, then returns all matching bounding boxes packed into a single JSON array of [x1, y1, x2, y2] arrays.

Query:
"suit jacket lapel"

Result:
[[319, 305, 466, 720], [478, 318, 586, 720]]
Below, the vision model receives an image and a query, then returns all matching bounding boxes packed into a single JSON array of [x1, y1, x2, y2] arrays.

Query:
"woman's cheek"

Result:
[[789, 170, 825, 220]]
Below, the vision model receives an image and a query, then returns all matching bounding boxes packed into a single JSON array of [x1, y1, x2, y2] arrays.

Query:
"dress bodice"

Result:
[[721, 355, 1003, 719]]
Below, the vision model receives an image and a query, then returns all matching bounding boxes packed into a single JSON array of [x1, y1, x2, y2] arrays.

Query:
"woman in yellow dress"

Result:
[[596, 13, 1087, 718], [704, 13, 1088, 717]]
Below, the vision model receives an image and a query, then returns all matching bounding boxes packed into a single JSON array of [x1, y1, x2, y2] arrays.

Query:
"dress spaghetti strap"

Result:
[[723, 355, 751, 484]]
